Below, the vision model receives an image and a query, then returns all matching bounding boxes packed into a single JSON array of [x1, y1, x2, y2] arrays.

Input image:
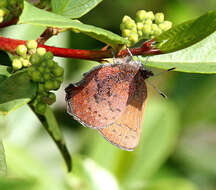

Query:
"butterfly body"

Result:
[[65, 57, 153, 150]]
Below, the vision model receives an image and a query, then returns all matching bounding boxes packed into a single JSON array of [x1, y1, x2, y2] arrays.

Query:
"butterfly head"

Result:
[[139, 67, 154, 79]]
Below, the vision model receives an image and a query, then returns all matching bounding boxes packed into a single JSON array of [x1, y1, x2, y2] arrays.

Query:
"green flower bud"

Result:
[[44, 51, 54, 60], [35, 103, 47, 115], [146, 11, 155, 20], [8, 0, 17, 6], [159, 23, 166, 30], [142, 24, 152, 35], [31, 71, 42, 82], [38, 66, 45, 73], [38, 84, 45, 93], [26, 40, 38, 49], [43, 73, 51, 80], [16, 44, 27, 56], [128, 33, 139, 43], [53, 80, 61, 90], [163, 21, 172, 30], [0, 0, 8, 8], [122, 16, 136, 30], [137, 30, 142, 37], [151, 24, 158, 31], [120, 23, 126, 30], [0, 16, 3, 23], [21, 58, 30, 67], [12, 58, 22, 70], [44, 67, 50, 73], [145, 19, 152, 25], [56, 76, 63, 83], [53, 66, 64, 77], [136, 10, 147, 22], [44, 80, 54, 91], [136, 22, 144, 30], [122, 15, 132, 23], [153, 27, 162, 36], [30, 53, 41, 65], [36, 47, 46, 56], [40, 61, 47, 67], [48, 92, 56, 103], [47, 59, 55, 68], [28, 48, 37, 55], [155, 13, 164, 24], [0, 9, 5, 17], [28, 66, 36, 75]]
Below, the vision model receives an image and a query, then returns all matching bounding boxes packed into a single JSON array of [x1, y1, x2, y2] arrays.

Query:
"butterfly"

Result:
[[65, 56, 153, 151]]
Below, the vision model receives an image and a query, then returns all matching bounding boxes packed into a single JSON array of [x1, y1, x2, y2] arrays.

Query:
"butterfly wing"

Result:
[[97, 71, 147, 150], [65, 59, 140, 129]]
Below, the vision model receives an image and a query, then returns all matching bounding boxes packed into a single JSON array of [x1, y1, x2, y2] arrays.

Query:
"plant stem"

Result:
[[0, 36, 161, 61]]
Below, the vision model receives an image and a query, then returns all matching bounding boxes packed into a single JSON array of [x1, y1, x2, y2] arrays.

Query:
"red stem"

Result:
[[0, 36, 161, 61]]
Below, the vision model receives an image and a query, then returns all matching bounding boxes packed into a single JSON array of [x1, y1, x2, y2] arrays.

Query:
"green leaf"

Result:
[[19, 1, 127, 46], [67, 156, 119, 190], [146, 177, 198, 190], [0, 142, 6, 177], [0, 177, 36, 190], [0, 65, 10, 77], [5, 143, 66, 190], [174, 126, 216, 176], [31, 106, 72, 172], [156, 11, 216, 53], [51, 0, 103, 19], [0, 71, 37, 115], [144, 31, 216, 73]]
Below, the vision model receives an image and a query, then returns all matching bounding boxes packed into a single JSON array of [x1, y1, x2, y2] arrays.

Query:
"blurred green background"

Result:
[[1, 0, 216, 189]]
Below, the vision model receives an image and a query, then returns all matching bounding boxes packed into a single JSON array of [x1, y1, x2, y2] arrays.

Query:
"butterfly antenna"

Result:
[[146, 80, 167, 99], [111, 49, 118, 64], [153, 67, 176, 77]]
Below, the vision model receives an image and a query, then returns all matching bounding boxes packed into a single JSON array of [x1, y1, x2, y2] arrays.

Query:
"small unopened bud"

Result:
[[145, 19, 153, 25], [136, 22, 144, 30], [36, 47, 46, 56], [142, 24, 152, 35], [12, 59, 22, 70], [27, 40, 38, 49], [146, 11, 155, 20], [128, 33, 138, 43], [136, 10, 147, 22], [122, 29, 131, 37], [155, 13, 164, 24], [16, 45, 27, 56], [163, 21, 172, 30]]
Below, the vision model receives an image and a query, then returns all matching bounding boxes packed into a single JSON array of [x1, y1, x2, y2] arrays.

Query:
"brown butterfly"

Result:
[[65, 56, 153, 150]]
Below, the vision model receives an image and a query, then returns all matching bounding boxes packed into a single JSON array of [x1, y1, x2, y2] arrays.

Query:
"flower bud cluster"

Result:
[[120, 10, 172, 46], [13, 40, 64, 115], [0, 0, 23, 23]]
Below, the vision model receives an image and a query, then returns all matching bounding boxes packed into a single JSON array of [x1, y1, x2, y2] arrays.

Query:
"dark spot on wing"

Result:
[[93, 94, 99, 104], [116, 108, 121, 112], [108, 101, 114, 112], [112, 129, 116, 133]]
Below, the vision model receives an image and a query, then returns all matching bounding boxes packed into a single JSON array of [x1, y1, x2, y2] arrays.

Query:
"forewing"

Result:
[[65, 62, 139, 129], [98, 72, 147, 150]]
